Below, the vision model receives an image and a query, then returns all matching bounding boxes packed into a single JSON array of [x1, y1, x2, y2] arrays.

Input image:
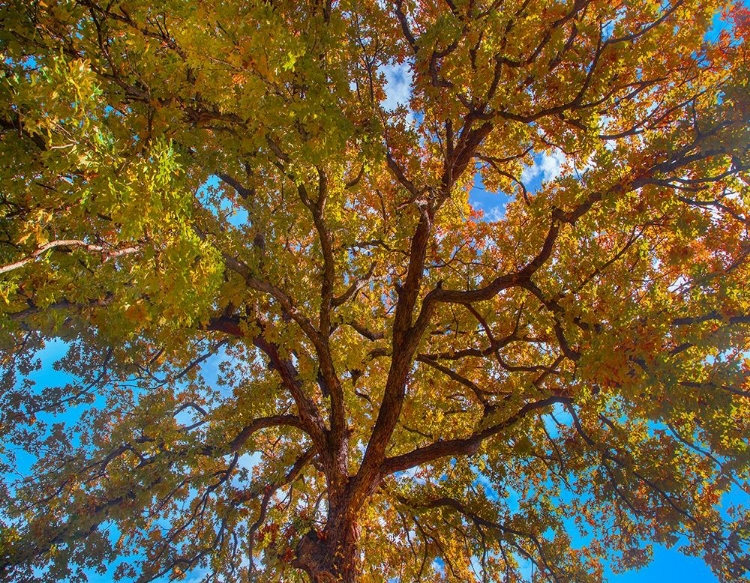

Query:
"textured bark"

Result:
[[293, 514, 361, 583]]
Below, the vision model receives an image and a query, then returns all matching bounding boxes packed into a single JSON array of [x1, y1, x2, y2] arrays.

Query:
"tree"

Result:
[[0, 0, 748, 580]]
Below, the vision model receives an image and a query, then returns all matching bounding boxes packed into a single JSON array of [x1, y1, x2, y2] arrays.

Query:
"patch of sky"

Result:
[[602, 20, 616, 42], [380, 60, 418, 127], [471, 459, 523, 512], [468, 169, 510, 222], [227, 450, 263, 490], [394, 466, 426, 486], [237, 451, 262, 475], [541, 402, 573, 440], [380, 61, 412, 112], [469, 148, 569, 222], [172, 403, 203, 429], [469, 555, 485, 580], [521, 150, 567, 186], [432, 557, 445, 575], [609, 545, 719, 582], [198, 174, 249, 228], [3, 339, 87, 479], [704, 7, 736, 43]]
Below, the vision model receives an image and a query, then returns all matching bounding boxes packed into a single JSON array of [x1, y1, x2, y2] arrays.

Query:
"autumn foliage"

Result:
[[0, 0, 749, 581]]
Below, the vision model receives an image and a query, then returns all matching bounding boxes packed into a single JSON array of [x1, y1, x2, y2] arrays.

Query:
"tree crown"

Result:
[[0, 0, 749, 581]]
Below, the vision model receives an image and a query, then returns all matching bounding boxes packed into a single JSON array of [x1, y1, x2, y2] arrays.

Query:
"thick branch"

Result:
[[382, 396, 571, 474], [228, 415, 308, 453], [0, 240, 140, 276]]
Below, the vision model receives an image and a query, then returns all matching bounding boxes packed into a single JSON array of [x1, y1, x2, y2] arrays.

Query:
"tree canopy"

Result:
[[1, 0, 749, 581]]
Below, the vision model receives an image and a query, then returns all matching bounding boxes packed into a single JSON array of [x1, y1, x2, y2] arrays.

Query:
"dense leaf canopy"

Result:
[[1, 0, 749, 581]]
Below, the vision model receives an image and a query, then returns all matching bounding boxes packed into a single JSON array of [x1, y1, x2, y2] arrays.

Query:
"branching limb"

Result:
[[382, 396, 571, 475], [0, 240, 140, 276]]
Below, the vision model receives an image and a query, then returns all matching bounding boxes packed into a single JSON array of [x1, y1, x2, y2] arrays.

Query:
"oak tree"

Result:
[[1, 0, 749, 581]]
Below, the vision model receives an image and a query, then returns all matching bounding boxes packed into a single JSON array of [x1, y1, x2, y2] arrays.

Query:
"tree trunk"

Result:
[[293, 514, 361, 582]]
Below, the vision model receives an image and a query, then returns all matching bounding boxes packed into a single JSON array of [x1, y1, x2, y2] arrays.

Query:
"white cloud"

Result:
[[484, 204, 506, 222], [381, 62, 412, 112], [521, 150, 568, 185], [540, 150, 567, 180]]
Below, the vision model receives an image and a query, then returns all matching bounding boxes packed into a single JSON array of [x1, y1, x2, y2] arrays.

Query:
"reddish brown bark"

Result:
[[293, 514, 361, 583]]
